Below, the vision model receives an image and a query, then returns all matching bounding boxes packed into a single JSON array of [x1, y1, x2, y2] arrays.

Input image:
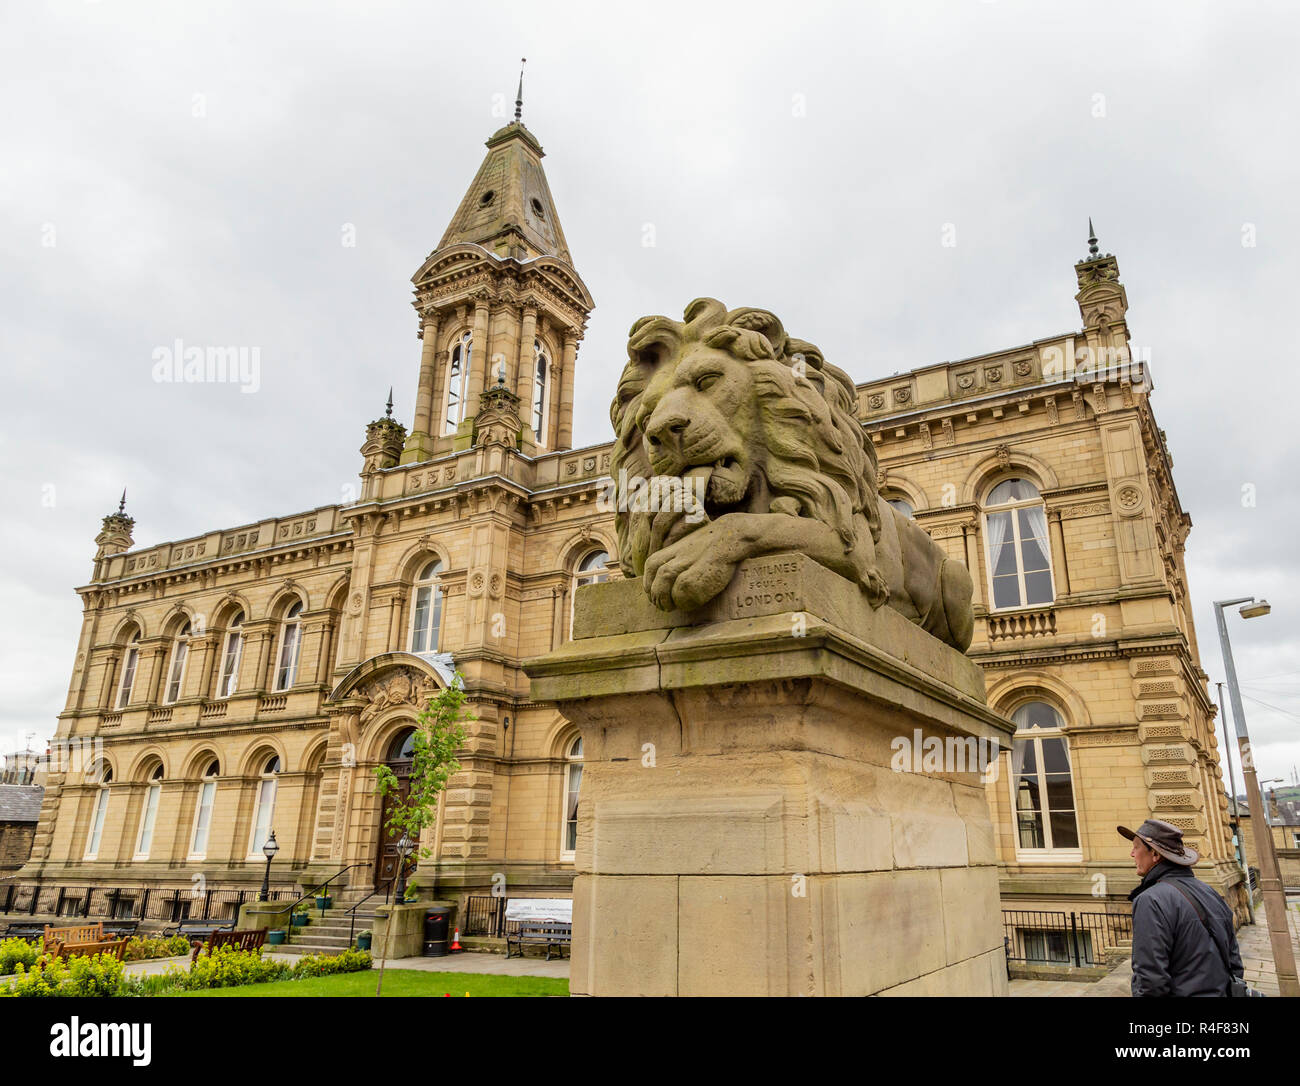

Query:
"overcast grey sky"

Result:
[[3, 1, 1298, 793]]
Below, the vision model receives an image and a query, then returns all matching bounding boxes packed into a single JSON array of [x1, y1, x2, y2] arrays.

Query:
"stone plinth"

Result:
[[525, 552, 1014, 996]]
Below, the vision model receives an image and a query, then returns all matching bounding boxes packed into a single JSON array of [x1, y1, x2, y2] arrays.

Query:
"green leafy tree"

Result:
[[371, 674, 472, 995]]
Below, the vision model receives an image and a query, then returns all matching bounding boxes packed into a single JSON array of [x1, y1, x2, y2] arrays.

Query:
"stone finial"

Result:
[[514, 58, 526, 123], [361, 408, 408, 479], [1087, 218, 1099, 258], [94, 491, 136, 563]]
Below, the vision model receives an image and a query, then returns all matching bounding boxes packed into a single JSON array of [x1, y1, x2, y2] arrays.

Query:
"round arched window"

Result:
[[561, 736, 583, 859], [388, 729, 417, 761], [410, 559, 444, 656], [983, 478, 1053, 609], [1008, 700, 1078, 854]]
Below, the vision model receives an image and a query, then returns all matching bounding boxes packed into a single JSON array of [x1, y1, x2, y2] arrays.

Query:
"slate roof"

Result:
[[0, 785, 43, 823]]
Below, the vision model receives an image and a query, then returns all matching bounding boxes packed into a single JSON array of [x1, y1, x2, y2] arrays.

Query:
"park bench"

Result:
[[163, 918, 235, 940], [3, 922, 45, 940], [103, 920, 140, 939], [505, 922, 572, 961], [190, 928, 268, 962], [42, 923, 129, 961]]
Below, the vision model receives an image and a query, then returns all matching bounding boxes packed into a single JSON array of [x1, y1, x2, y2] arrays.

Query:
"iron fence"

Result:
[[463, 895, 506, 937], [1, 884, 298, 923], [1003, 909, 1133, 968]]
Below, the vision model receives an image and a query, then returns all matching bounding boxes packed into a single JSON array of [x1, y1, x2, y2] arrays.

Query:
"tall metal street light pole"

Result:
[[1214, 595, 1299, 997], [1216, 682, 1254, 924]]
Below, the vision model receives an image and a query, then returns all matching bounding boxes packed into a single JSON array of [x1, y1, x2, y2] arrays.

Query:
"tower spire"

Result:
[[386, 387, 394, 418], [118, 488, 127, 515], [1087, 217, 1099, 258], [514, 58, 526, 123]]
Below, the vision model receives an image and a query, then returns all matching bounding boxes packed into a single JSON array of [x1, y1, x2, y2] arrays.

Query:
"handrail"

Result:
[[277, 862, 370, 946], [347, 877, 396, 946]]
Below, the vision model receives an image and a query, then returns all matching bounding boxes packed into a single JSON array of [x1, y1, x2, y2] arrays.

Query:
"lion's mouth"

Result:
[[686, 455, 752, 518]]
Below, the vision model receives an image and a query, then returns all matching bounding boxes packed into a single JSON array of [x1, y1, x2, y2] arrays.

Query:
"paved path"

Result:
[[1010, 895, 1300, 997], [373, 950, 569, 979]]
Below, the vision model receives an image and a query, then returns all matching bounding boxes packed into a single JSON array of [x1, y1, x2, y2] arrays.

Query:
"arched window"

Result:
[[388, 729, 417, 761], [532, 339, 551, 445], [886, 497, 914, 518], [164, 622, 191, 704], [443, 332, 472, 435], [983, 478, 1053, 609], [560, 736, 583, 860], [1009, 701, 1080, 857], [189, 758, 220, 859], [134, 763, 164, 859], [570, 550, 611, 636], [217, 611, 244, 699], [409, 559, 444, 656], [84, 764, 113, 859], [248, 754, 281, 857], [274, 600, 304, 691], [116, 630, 141, 709]]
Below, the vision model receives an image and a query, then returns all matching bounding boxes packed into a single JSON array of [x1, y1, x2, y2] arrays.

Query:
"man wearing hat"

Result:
[[1120, 819, 1244, 997]]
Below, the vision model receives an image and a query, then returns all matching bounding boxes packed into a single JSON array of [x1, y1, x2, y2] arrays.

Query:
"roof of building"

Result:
[[0, 784, 43, 822]]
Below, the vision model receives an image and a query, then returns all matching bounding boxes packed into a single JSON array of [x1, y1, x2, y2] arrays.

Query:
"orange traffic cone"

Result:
[[450, 928, 463, 952]]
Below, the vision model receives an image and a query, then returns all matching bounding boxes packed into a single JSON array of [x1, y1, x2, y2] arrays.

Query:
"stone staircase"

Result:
[[275, 888, 383, 957]]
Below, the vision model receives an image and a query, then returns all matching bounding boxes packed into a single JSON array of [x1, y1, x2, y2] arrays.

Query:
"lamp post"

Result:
[[1214, 595, 1299, 997], [1216, 682, 1254, 924], [394, 834, 414, 903], [259, 830, 279, 902]]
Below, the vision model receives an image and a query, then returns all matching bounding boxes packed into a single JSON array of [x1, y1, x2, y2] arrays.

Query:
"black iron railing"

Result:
[[0, 884, 297, 923], [463, 895, 507, 937], [1003, 909, 1133, 967]]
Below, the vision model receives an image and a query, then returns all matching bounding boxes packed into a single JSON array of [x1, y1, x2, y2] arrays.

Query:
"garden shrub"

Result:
[[0, 936, 39, 976], [123, 934, 192, 961], [162, 945, 290, 991], [7, 952, 127, 997], [291, 948, 372, 978]]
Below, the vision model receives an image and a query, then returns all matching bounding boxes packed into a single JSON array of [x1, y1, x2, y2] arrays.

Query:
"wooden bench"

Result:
[[190, 928, 268, 962], [41, 923, 130, 961], [51, 938, 130, 962], [506, 922, 572, 961]]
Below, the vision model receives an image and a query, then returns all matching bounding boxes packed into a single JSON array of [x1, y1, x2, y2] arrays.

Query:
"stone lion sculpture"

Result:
[[608, 298, 975, 651]]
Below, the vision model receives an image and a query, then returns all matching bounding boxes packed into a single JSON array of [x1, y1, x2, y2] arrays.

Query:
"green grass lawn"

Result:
[[169, 969, 567, 998]]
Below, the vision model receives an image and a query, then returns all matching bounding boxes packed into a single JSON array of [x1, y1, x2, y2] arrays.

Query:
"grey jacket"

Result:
[[1129, 861, 1243, 997]]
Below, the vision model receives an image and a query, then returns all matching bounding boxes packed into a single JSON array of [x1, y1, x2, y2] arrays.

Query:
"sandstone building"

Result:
[[9, 111, 1245, 940]]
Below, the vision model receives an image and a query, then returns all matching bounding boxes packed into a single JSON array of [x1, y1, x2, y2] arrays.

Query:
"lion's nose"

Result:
[[645, 413, 688, 454]]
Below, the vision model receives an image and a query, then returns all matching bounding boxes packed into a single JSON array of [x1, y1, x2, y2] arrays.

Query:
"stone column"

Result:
[[515, 304, 539, 418], [525, 552, 1013, 997], [555, 331, 578, 451], [464, 297, 492, 413], [401, 313, 442, 465], [1048, 508, 1070, 595]]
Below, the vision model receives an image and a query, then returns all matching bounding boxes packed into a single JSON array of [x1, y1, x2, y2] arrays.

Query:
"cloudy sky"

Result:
[[3, 1, 1298, 793]]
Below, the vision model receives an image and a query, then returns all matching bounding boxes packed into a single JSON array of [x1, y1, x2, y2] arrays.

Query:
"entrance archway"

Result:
[[374, 726, 417, 891]]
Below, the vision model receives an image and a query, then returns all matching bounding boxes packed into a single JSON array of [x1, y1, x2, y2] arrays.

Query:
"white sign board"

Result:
[[504, 898, 573, 923]]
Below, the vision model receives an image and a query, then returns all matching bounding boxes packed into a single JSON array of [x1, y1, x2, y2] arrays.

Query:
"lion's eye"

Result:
[[695, 373, 720, 392]]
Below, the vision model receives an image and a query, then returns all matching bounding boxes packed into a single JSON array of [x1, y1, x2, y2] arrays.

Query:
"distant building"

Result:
[[0, 783, 44, 878]]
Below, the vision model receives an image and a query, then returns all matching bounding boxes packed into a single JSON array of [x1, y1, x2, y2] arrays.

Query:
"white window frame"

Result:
[[1008, 702, 1082, 863], [84, 782, 111, 859], [560, 736, 583, 862], [217, 613, 244, 699], [407, 559, 444, 657], [273, 600, 304, 691], [247, 756, 280, 859], [532, 339, 551, 446], [116, 634, 141, 709], [188, 762, 219, 860], [134, 768, 163, 860], [442, 333, 472, 435], [982, 479, 1055, 612], [164, 623, 191, 704]]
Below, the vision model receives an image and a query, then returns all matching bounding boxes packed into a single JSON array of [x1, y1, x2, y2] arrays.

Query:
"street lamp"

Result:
[[1213, 596, 1299, 997], [394, 834, 414, 903], [1215, 682, 1254, 924], [258, 830, 279, 902]]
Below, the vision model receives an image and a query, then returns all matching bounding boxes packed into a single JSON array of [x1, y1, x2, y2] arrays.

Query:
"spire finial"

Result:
[[118, 489, 127, 514], [385, 387, 394, 418], [1087, 217, 1099, 258], [514, 58, 526, 123]]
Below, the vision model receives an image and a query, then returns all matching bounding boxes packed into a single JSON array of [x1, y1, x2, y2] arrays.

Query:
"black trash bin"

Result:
[[423, 907, 451, 957]]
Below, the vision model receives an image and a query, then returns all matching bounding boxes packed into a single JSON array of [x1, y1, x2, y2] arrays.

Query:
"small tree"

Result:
[[371, 673, 472, 996]]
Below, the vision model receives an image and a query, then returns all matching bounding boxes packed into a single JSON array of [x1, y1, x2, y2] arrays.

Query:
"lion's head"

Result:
[[609, 297, 882, 589]]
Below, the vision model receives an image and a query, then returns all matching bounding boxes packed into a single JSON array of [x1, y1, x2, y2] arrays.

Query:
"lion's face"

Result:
[[638, 343, 761, 519]]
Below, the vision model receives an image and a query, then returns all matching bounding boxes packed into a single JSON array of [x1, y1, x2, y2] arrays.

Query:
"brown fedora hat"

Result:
[[1118, 819, 1199, 866]]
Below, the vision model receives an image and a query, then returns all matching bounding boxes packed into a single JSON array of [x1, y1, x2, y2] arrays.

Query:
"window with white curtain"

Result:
[[1010, 701, 1080, 858], [409, 559, 444, 656], [248, 754, 281, 857], [983, 478, 1053, 609], [274, 600, 304, 691], [116, 630, 141, 709], [189, 759, 219, 859], [164, 622, 191, 704], [217, 612, 244, 698], [560, 736, 583, 860], [532, 339, 551, 445], [134, 764, 164, 859], [84, 765, 113, 858], [443, 333, 472, 434]]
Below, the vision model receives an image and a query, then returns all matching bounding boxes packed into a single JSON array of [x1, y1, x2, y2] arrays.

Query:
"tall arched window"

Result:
[[409, 559, 444, 656], [217, 611, 244, 699], [532, 339, 551, 445], [248, 754, 281, 857], [84, 764, 113, 859], [570, 550, 611, 636], [116, 630, 141, 709], [443, 332, 472, 435], [274, 600, 304, 691], [983, 478, 1053, 609], [560, 736, 583, 860], [189, 758, 220, 859], [1010, 701, 1080, 857], [164, 622, 191, 704], [134, 763, 164, 860], [886, 496, 914, 518]]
